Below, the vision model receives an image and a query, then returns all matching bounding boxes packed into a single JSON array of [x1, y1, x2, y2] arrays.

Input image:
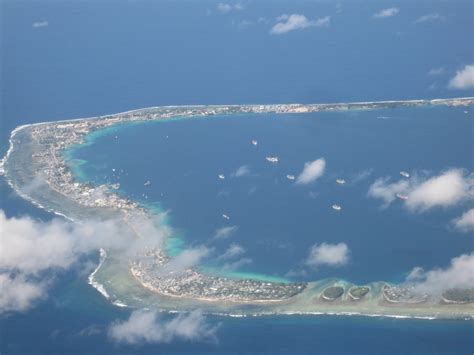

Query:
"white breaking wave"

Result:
[[112, 300, 129, 308], [199, 310, 446, 321], [87, 248, 110, 299]]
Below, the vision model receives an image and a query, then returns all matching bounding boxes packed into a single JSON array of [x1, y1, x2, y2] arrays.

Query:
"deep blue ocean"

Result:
[[1, 0, 473, 354]]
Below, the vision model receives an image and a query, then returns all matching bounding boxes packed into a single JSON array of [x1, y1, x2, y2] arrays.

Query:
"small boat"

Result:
[[222, 214, 230, 220], [336, 178, 346, 185], [251, 139, 258, 146], [286, 174, 295, 180], [332, 204, 342, 211], [396, 193, 408, 201], [218, 174, 225, 180], [400, 171, 410, 178], [144, 180, 151, 186], [266, 156, 279, 163]]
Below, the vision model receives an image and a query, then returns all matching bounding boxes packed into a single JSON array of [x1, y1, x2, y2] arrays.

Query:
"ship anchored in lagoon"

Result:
[[2, 97, 473, 319]]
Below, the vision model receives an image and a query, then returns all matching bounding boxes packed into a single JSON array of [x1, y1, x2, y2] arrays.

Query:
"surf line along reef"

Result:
[[1, 98, 473, 319]]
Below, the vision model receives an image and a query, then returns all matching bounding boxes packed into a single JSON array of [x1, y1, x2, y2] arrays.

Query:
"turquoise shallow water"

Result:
[[66, 106, 473, 285], [2, 0, 474, 352], [2, 264, 472, 355], [1, 165, 473, 354]]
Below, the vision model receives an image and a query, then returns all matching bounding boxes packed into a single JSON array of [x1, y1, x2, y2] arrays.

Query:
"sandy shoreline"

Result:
[[2, 98, 473, 319]]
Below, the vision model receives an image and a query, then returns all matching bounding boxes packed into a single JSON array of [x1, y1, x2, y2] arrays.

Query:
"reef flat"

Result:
[[1, 98, 473, 319]]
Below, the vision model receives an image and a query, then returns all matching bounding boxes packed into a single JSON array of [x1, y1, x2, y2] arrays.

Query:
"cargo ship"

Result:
[[266, 156, 279, 163]]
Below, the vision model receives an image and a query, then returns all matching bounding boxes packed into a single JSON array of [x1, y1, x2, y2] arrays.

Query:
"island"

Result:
[[1, 97, 473, 319]]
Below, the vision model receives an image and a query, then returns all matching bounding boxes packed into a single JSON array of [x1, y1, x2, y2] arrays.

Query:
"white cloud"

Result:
[[350, 169, 373, 184], [449, 64, 474, 89], [276, 14, 289, 21], [428, 67, 444, 76], [218, 243, 245, 260], [222, 257, 252, 271], [237, 20, 253, 28], [414, 13, 442, 24], [21, 176, 47, 195], [0, 211, 165, 275], [296, 158, 326, 185], [406, 169, 473, 212], [368, 169, 473, 211], [373, 7, 399, 19], [270, 14, 330, 35], [405, 253, 474, 296], [213, 225, 238, 240], [0, 274, 46, 313], [32, 21, 48, 28], [231, 165, 250, 177], [159, 246, 210, 275], [0, 210, 166, 313], [78, 325, 102, 337], [452, 208, 474, 233], [217, 243, 252, 270], [368, 178, 410, 207], [314, 16, 331, 27], [271, 14, 311, 34], [217, 3, 232, 12], [306, 242, 350, 268], [216, 3, 243, 13], [108, 309, 217, 344]]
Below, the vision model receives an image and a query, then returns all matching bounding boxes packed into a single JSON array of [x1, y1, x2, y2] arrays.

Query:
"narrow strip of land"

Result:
[[1, 98, 473, 317]]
